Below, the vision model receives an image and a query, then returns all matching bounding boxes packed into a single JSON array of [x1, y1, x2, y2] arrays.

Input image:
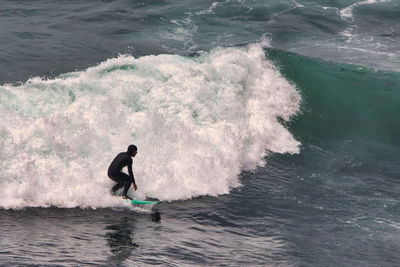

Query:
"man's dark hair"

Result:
[[127, 144, 137, 154]]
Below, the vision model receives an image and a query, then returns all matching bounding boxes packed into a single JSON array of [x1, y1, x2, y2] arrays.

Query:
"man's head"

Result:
[[127, 144, 138, 157]]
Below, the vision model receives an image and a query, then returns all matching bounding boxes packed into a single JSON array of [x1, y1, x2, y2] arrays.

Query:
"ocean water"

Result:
[[0, 0, 399, 266]]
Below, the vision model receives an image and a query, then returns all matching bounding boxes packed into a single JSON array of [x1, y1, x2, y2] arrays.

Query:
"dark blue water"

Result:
[[1, 0, 400, 266]]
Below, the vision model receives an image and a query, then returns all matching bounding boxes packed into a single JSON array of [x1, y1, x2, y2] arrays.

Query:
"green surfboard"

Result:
[[127, 199, 161, 205]]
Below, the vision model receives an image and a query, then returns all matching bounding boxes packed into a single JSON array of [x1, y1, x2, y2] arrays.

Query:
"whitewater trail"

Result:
[[0, 42, 301, 209]]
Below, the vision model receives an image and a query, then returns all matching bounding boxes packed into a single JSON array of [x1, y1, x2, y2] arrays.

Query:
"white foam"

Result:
[[0, 43, 301, 209], [195, 2, 220, 15], [340, 0, 392, 21], [161, 17, 198, 52]]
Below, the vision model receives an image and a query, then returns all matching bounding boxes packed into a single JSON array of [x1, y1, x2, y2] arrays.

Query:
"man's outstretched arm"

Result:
[[127, 160, 137, 191]]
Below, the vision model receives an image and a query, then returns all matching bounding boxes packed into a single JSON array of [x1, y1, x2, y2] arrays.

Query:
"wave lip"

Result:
[[0, 43, 301, 209]]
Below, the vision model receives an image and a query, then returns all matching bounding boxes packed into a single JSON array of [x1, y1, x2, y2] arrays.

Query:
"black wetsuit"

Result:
[[108, 152, 135, 195]]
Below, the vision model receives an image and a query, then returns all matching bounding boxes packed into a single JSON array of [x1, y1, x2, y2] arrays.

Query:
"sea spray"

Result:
[[0, 43, 301, 209]]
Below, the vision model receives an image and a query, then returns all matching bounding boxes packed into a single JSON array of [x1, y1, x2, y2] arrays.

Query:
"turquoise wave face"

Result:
[[264, 49, 400, 254], [267, 48, 400, 158]]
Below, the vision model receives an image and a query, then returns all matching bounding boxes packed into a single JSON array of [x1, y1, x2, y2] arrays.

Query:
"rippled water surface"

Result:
[[1, 0, 399, 266]]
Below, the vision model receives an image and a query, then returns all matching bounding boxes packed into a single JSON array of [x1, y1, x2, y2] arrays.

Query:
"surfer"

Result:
[[108, 144, 138, 200]]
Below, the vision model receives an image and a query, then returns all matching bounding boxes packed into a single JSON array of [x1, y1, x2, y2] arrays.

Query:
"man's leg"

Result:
[[112, 182, 125, 193], [110, 172, 132, 197], [122, 180, 132, 196]]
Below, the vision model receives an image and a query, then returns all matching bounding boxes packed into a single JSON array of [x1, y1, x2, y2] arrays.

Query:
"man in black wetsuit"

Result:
[[108, 145, 138, 199]]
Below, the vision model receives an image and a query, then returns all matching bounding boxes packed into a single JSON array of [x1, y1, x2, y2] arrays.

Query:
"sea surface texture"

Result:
[[0, 0, 399, 266]]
